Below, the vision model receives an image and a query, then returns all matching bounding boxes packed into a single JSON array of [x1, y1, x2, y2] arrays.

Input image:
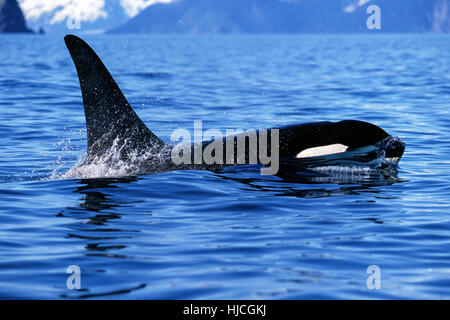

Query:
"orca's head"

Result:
[[278, 120, 405, 165], [334, 120, 405, 164], [381, 135, 406, 165]]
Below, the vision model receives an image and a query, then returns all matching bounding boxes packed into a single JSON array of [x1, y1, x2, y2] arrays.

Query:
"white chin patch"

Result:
[[296, 144, 348, 159], [385, 157, 401, 165]]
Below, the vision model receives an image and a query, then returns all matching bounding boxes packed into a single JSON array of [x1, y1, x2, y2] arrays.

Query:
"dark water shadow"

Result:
[[74, 176, 139, 212], [59, 176, 147, 299], [216, 164, 406, 199]]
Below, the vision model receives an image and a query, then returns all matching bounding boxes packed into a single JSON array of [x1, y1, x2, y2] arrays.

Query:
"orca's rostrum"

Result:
[[63, 35, 405, 178]]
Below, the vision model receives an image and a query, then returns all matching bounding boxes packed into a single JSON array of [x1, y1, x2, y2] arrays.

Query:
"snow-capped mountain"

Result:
[[13, 0, 450, 34], [110, 0, 450, 34], [17, 0, 173, 34]]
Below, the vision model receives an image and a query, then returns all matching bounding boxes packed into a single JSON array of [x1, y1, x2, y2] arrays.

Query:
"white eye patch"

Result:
[[296, 144, 348, 158]]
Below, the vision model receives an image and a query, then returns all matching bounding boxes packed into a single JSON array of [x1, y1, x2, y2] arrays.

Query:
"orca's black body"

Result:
[[64, 35, 405, 177]]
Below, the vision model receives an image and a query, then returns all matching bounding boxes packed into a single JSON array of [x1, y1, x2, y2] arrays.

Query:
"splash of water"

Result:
[[60, 136, 171, 179]]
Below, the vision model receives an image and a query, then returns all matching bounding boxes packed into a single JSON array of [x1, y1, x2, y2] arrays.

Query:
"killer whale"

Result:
[[63, 35, 405, 177]]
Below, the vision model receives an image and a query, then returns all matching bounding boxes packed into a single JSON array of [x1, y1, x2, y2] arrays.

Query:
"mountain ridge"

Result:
[[110, 0, 450, 34]]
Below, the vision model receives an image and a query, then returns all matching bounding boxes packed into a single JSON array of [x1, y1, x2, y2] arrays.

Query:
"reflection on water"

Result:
[[56, 166, 408, 298], [68, 167, 403, 218], [75, 177, 139, 213], [219, 164, 405, 198], [64, 177, 140, 234], [57, 168, 405, 298], [59, 177, 148, 299]]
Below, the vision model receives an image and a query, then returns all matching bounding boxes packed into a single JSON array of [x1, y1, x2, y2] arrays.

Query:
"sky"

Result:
[[18, 0, 174, 24]]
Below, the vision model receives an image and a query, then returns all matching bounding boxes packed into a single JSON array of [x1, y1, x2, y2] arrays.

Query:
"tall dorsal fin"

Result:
[[64, 34, 166, 161]]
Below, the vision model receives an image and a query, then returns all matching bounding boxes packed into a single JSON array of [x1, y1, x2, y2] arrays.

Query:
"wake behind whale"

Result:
[[60, 35, 405, 180]]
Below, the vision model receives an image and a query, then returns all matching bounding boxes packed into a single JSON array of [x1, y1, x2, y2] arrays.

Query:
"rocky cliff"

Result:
[[0, 0, 32, 33]]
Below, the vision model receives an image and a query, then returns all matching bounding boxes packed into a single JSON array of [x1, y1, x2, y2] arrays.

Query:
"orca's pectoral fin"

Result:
[[64, 34, 166, 162]]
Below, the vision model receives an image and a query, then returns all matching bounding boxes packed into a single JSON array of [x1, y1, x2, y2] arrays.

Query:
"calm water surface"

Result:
[[0, 34, 449, 299]]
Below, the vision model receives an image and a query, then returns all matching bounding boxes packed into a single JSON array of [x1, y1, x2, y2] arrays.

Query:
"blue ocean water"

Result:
[[0, 33, 449, 299]]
